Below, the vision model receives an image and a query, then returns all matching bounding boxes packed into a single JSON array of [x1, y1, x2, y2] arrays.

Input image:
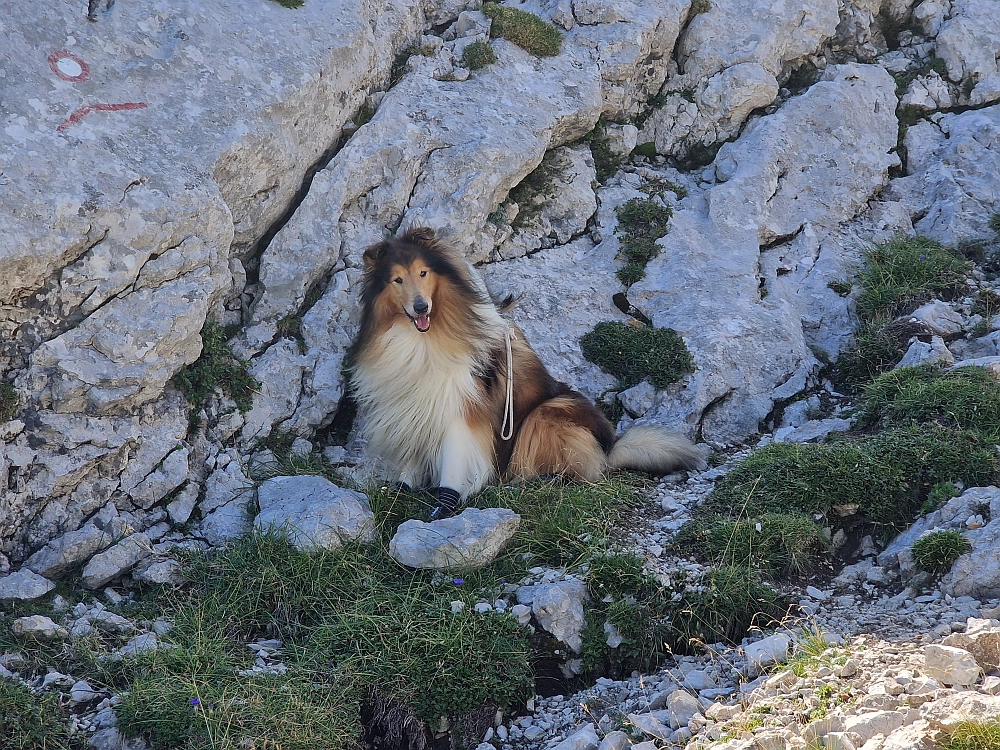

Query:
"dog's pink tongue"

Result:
[[415, 315, 431, 332]]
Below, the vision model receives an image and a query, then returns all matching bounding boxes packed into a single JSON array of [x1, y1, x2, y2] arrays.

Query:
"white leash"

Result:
[[500, 327, 516, 441]]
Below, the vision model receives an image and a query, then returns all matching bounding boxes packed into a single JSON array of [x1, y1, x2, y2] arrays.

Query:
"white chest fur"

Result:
[[354, 321, 486, 486]]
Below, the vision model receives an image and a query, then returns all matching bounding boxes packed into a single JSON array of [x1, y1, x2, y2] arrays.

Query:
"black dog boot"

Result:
[[426, 487, 461, 522]]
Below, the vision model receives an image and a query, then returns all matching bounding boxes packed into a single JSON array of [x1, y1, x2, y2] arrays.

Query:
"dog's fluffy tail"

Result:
[[606, 424, 706, 474]]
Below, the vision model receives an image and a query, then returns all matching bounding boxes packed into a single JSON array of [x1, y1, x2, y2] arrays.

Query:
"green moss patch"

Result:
[[461, 40, 497, 70], [912, 529, 972, 577], [483, 3, 561, 57], [613, 197, 673, 285], [581, 321, 695, 389], [0, 382, 18, 422], [173, 321, 257, 416]]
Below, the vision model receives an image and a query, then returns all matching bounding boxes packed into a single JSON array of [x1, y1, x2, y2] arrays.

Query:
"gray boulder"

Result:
[[253, 475, 375, 551], [12, 615, 68, 640], [24, 523, 115, 579], [0, 569, 56, 601], [389, 508, 520, 570], [519, 579, 590, 653], [80, 533, 153, 589]]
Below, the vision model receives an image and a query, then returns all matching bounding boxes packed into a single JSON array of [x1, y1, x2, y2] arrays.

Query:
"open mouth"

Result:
[[410, 314, 431, 332]]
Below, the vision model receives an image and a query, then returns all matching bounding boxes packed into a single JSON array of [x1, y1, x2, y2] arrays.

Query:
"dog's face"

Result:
[[383, 256, 438, 333]]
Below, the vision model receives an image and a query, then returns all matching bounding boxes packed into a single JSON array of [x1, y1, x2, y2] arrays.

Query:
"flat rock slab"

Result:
[[920, 691, 1000, 729], [254, 475, 375, 551], [0, 569, 56, 601], [80, 533, 153, 590], [389, 508, 520, 570], [12, 615, 68, 641]]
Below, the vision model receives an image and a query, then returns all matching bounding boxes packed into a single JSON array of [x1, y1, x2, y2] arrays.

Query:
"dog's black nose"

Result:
[[413, 298, 429, 315]]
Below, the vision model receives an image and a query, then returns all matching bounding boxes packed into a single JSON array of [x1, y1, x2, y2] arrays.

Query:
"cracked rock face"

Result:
[[628, 63, 898, 441], [888, 103, 1000, 244], [1, 0, 998, 591]]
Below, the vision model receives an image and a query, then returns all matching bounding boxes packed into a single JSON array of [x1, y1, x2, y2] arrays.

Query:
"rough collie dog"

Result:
[[347, 227, 705, 519]]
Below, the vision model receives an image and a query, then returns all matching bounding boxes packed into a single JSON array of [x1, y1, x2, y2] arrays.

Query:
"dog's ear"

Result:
[[404, 226, 437, 245], [362, 241, 389, 272]]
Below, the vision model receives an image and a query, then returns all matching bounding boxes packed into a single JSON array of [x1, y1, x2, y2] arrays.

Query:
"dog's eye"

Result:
[[420, 270, 427, 277], [394, 277, 403, 284]]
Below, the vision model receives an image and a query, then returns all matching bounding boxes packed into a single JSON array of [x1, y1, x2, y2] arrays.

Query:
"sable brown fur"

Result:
[[347, 226, 704, 500]]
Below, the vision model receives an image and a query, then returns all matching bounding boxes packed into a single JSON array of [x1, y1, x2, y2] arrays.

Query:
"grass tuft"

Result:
[[173, 321, 257, 415], [461, 40, 497, 70], [483, 3, 561, 57], [0, 681, 73, 750], [854, 236, 968, 321], [911, 529, 972, 577], [941, 721, 1000, 750], [581, 321, 695, 389], [673, 512, 829, 577], [990, 212, 1000, 234], [582, 118, 626, 183], [835, 236, 969, 389], [701, 427, 997, 538], [855, 365, 1000, 439]]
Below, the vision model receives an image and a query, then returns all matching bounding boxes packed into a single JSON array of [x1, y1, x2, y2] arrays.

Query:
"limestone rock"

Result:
[[664, 690, 701, 727], [12, 615, 68, 640], [843, 710, 904, 742], [880, 487, 998, 575], [628, 712, 672, 740], [80, 533, 153, 590], [907, 301, 966, 339], [939, 487, 1000, 599], [495, 145, 598, 259], [389, 508, 520, 570], [598, 730, 631, 750], [895, 336, 955, 369], [920, 691, 1000, 728], [480, 237, 624, 402], [126, 448, 190, 510], [923, 644, 982, 687], [900, 73, 953, 111], [935, 0, 1000, 85], [630, 64, 897, 442], [550, 724, 599, 750], [528, 580, 590, 653], [0, 569, 56, 601], [24, 523, 116, 579], [133, 557, 184, 586], [942, 618, 1000, 673], [254, 475, 375, 551], [676, 0, 839, 81], [743, 632, 792, 668], [889, 105, 1000, 243], [241, 339, 312, 443], [166, 484, 200, 526], [639, 62, 779, 158]]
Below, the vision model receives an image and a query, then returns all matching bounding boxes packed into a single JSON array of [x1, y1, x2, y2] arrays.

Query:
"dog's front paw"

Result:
[[425, 487, 461, 522]]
